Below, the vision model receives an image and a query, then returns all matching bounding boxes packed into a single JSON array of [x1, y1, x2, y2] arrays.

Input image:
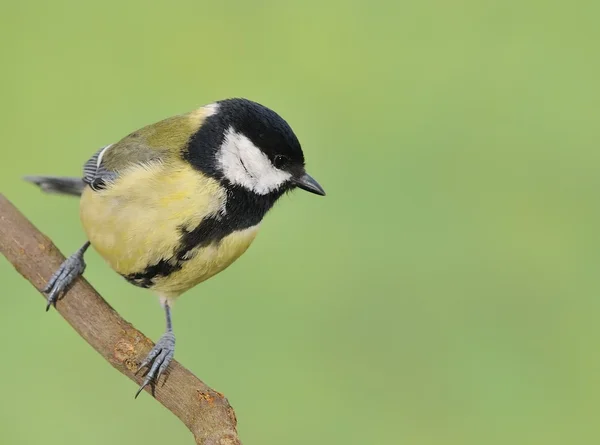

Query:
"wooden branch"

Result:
[[0, 194, 241, 445]]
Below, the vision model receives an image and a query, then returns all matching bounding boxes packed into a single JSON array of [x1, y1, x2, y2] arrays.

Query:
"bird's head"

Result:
[[186, 98, 325, 198]]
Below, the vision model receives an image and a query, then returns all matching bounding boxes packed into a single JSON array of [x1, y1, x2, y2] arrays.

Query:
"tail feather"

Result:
[[24, 176, 85, 197]]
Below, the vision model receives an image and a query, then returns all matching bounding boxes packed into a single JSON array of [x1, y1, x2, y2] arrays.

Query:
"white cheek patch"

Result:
[[217, 127, 292, 195]]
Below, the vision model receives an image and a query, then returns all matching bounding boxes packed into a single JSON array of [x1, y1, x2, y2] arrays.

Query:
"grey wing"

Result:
[[83, 145, 117, 190]]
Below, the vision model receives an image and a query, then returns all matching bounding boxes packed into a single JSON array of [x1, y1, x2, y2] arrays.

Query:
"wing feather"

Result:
[[82, 145, 116, 190]]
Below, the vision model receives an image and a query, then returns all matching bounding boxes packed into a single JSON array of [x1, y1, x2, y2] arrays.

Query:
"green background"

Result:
[[1, 1, 600, 444]]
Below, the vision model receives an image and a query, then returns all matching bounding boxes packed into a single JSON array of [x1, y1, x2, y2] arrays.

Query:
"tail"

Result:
[[24, 175, 85, 197]]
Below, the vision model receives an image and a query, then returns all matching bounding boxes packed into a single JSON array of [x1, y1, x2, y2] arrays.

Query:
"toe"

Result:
[[135, 352, 164, 399], [155, 350, 174, 382], [134, 332, 175, 398], [45, 288, 60, 311], [46, 279, 64, 306], [136, 346, 162, 373], [43, 270, 60, 293], [147, 353, 164, 379], [42, 258, 86, 310]]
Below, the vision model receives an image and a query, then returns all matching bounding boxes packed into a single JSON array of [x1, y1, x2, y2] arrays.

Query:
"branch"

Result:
[[0, 194, 241, 445]]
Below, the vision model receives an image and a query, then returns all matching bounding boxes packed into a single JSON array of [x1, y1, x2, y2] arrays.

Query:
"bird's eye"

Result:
[[273, 155, 289, 169]]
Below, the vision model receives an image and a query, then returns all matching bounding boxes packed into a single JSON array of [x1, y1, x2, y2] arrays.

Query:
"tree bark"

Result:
[[0, 194, 241, 445]]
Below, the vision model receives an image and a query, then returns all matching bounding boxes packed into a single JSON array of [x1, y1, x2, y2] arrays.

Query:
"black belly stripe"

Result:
[[122, 184, 286, 289], [122, 214, 226, 288], [124, 258, 182, 288]]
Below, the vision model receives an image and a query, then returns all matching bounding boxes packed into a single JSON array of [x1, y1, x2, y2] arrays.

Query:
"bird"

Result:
[[25, 98, 325, 397]]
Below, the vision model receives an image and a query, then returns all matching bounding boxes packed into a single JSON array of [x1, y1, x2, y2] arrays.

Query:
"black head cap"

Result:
[[185, 98, 324, 196], [216, 98, 305, 170]]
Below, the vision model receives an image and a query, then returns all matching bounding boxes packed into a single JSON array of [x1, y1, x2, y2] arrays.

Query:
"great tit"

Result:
[[25, 98, 325, 397]]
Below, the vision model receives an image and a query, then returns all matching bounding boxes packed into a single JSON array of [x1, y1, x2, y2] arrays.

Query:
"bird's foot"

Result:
[[135, 331, 176, 398], [44, 244, 88, 311]]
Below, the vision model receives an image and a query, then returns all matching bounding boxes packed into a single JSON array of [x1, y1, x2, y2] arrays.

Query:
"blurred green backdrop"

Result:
[[2, 1, 600, 444]]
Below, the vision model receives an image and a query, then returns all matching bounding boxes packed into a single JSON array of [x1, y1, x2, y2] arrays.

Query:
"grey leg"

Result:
[[135, 302, 176, 398], [44, 241, 91, 311]]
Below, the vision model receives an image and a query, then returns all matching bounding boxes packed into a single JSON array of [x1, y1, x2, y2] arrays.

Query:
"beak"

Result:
[[293, 172, 326, 196]]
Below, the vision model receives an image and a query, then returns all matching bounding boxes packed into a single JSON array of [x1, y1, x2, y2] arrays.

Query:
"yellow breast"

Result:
[[79, 160, 259, 298]]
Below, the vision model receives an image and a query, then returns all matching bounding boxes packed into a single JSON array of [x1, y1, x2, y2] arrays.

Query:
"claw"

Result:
[[135, 331, 175, 398], [43, 243, 89, 310], [135, 379, 151, 399]]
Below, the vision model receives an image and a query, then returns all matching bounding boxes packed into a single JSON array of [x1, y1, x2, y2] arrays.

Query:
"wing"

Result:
[[81, 108, 211, 191], [82, 145, 117, 191]]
